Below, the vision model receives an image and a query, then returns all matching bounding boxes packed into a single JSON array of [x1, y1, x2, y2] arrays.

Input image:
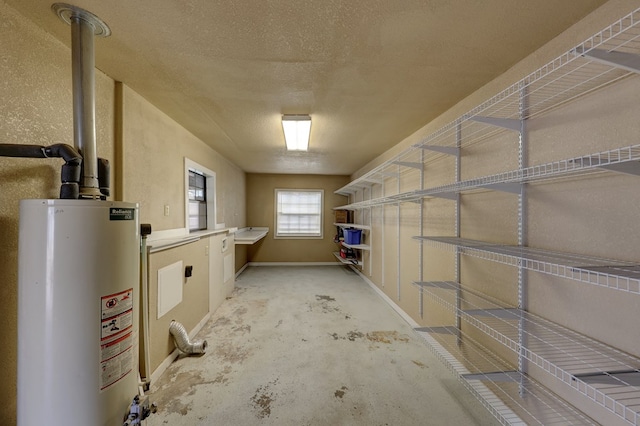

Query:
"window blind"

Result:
[[276, 190, 323, 237]]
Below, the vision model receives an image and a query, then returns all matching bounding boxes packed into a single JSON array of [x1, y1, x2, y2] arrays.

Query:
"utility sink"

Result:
[[234, 227, 269, 244]]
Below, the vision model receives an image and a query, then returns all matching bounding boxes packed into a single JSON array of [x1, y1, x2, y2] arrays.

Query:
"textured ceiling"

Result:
[[7, 0, 607, 175]]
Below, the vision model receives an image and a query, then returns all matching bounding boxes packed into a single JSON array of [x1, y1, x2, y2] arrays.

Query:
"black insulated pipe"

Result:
[[0, 144, 48, 158], [47, 144, 82, 199], [78, 155, 110, 199], [0, 143, 82, 199], [97, 157, 110, 198], [45, 143, 82, 165]]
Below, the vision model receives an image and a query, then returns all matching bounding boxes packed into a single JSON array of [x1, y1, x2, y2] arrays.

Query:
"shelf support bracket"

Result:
[[415, 281, 459, 290], [478, 182, 522, 194], [361, 178, 382, 185], [462, 371, 521, 382], [415, 326, 460, 338], [418, 145, 460, 156], [379, 171, 400, 178], [470, 116, 522, 131], [576, 47, 640, 74], [597, 162, 640, 176], [392, 161, 423, 170], [429, 192, 458, 200]]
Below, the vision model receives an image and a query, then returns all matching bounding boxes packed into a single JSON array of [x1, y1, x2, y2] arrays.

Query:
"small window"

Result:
[[188, 170, 207, 231], [184, 158, 217, 233], [275, 189, 323, 238]]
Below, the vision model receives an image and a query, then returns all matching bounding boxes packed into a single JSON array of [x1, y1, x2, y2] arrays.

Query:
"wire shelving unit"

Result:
[[415, 236, 640, 294], [415, 325, 598, 425], [335, 7, 640, 424], [415, 280, 640, 424], [335, 7, 640, 200], [335, 144, 640, 210], [332, 252, 362, 266]]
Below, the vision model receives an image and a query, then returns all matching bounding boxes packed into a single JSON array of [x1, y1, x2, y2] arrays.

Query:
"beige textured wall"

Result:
[[147, 239, 210, 373], [0, 2, 247, 423], [118, 84, 246, 230], [235, 244, 248, 272], [142, 237, 231, 378], [0, 3, 115, 424], [353, 0, 640, 180], [118, 85, 246, 373], [357, 0, 640, 331], [246, 174, 349, 262]]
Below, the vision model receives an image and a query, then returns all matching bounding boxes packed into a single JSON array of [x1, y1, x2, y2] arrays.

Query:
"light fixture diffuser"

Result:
[[282, 115, 311, 151]]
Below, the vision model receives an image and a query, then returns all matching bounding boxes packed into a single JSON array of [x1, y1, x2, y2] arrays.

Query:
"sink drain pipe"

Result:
[[169, 320, 207, 355]]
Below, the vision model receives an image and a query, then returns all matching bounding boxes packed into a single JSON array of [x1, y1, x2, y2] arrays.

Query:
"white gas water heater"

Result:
[[18, 199, 141, 425], [12, 4, 153, 425]]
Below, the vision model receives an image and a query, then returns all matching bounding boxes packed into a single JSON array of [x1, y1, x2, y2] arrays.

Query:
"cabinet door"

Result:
[[208, 234, 225, 313], [223, 234, 235, 288]]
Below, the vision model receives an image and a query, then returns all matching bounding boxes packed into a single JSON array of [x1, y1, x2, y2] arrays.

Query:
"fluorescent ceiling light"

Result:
[[282, 115, 311, 151]]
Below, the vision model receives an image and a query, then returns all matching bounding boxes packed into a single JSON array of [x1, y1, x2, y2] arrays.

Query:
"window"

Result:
[[184, 158, 217, 232], [275, 189, 323, 238], [188, 170, 207, 231]]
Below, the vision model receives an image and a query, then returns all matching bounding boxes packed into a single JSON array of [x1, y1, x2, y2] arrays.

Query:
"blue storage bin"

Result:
[[343, 228, 362, 245]]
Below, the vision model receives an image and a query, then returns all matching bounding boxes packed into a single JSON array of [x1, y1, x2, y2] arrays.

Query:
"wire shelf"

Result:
[[415, 326, 597, 425], [334, 191, 424, 210], [335, 144, 640, 209], [335, 7, 640, 197], [332, 251, 361, 266], [415, 236, 640, 294], [333, 8, 640, 425], [420, 144, 640, 198], [415, 281, 640, 425]]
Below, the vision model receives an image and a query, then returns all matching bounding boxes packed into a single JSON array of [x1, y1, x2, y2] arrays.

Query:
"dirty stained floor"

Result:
[[147, 266, 498, 425]]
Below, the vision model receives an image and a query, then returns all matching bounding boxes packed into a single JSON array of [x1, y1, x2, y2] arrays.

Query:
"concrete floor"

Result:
[[147, 266, 499, 425]]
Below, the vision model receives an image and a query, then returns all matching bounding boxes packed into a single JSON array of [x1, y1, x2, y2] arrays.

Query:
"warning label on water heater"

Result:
[[100, 288, 134, 391]]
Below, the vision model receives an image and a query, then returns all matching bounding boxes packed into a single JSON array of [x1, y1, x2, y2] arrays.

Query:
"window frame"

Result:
[[184, 158, 217, 233], [274, 188, 324, 239], [187, 169, 207, 231]]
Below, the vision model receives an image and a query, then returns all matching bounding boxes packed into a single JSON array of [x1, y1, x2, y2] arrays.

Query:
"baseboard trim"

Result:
[[247, 262, 340, 266], [236, 262, 250, 278], [149, 311, 212, 386], [349, 266, 419, 328]]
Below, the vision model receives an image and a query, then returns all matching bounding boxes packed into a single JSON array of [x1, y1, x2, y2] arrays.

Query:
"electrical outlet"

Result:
[[164, 205, 170, 216]]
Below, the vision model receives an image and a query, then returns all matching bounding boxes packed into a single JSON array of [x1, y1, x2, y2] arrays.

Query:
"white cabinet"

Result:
[[208, 232, 235, 314]]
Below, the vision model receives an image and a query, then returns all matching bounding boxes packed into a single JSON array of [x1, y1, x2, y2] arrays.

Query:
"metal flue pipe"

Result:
[[53, 3, 110, 198]]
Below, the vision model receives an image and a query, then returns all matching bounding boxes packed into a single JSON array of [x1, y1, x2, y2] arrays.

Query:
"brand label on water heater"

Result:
[[99, 288, 134, 391], [109, 207, 135, 221]]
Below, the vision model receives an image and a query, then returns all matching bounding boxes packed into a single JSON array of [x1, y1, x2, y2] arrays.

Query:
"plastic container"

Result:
[[343, 228, 362, 245]]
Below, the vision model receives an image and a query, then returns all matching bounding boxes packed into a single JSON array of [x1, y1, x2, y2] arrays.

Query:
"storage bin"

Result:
[[334, 210, 349, 223], [343, 228, 361, 245]]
